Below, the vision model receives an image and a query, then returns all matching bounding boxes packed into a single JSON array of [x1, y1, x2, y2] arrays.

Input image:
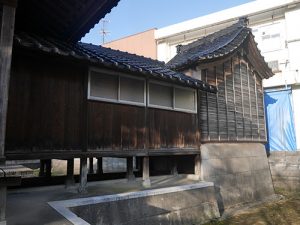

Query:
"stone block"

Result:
[[200, 143, 274, 209], [250, 156, 269, 171], [269, 151, 286, 157]]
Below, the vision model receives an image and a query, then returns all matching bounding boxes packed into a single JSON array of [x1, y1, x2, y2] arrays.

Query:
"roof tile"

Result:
[[14, 33, 217, 93]]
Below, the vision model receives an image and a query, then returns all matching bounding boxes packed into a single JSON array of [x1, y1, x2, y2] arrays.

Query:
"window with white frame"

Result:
[[174, 87, 196, 111], [89, 69, 146, 106], [148, 81, 197, 113], [89, 69, 197, 113], [149, 82, 173, 108]]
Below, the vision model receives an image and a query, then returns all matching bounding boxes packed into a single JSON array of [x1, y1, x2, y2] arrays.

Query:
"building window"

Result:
[[174, 87, 196, 111], [89, 69, 146, 106], [89, 69, 197, 113], [90, 71, 118, 100], [149, 82, 173, 108], [148, 81, 197, 113], [267, 60, 280, 73], [120, 76, 145, 104]]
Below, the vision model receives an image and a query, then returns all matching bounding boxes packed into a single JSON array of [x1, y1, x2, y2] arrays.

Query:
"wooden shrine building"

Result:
[[166, 18, 275, 209], [0, 0, 275, 222], [0, 0, 217, 223], [167, 18, 273, 143], [1, 0, 217, 190]]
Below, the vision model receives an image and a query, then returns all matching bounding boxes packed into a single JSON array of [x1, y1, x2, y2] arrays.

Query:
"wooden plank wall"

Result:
[[5, 53, 200, 158], [6, 54, 85, 152], [87, 102, 199, 150], [200, 55, 266, 142]]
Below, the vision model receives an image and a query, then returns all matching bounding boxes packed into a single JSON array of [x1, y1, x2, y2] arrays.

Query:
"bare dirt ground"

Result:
[[206, 189, 300, 225]]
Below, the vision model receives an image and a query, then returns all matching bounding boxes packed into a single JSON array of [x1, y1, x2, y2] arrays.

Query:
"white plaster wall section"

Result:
[[48, 182, 214, 225], [155, 0, 300, 62], [155, 0, 297, 40]]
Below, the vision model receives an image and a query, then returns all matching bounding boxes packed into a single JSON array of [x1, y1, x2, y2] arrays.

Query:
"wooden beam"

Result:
[[5, 148, 201, 160], [0, 0, 17, 7], [0, 3, 16, 164], [126, 157, 135, 181], [0, 186, 6, 222]]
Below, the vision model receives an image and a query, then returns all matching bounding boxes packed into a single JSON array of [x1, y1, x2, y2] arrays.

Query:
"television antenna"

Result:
[[100, 19, 110, 44]]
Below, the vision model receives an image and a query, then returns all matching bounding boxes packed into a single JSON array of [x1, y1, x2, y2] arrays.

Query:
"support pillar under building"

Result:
[[97, 157, 103, 175], [126, 157, 135, 181], [89, 157, 94, 174], [78, 157, 88, 193], [171, 157, 178, 176], [142, 156, 150, 187], [194, 154, 201, 179], [65, 159, 75, 188]]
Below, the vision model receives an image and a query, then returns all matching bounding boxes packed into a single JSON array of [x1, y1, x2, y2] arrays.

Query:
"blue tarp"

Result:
[[264, 88, 297, 151]]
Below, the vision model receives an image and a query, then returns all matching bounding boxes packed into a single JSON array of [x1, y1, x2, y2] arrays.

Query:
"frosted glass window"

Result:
[[149, 83, 173, 108], [175, 88, 196, 111], [90, 72, 118, 100], [120, 77, 145, 103]]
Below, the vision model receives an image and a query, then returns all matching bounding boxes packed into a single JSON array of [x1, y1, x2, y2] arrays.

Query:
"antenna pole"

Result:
[[100, 19, 110, 44]]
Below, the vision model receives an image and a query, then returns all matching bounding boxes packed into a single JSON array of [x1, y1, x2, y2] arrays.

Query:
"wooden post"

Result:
[[39, 160, 46, 177], [65, 159, 75, 188], [0, 2, 17, 224], [88, 157, 94, 174], [0, 2, 17, 163], [96, 157, 103, 175], [194, 154, 201, 179], [171, 157, 178, 176], [142, 156, 150, 187], [0, 186, 6, 224], [78, 157, 88, 193], [126, 157, 135, 181], [135, 156, 141, 171], [45, 159, 52, 178]]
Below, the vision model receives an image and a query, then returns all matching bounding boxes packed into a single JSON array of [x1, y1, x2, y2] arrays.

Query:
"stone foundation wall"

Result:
[[268, 151, 300, 191], [201, 143, 275, 210]]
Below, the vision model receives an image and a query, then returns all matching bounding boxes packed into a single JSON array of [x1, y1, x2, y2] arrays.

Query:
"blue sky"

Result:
[[82, 0, 254, 45]]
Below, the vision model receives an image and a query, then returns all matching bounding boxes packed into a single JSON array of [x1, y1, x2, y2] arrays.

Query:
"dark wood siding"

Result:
[[88, 102, 146, 150], [199, 54, 266, 142], [6, 54, 85, 152], [6, 52, 200, 159], [148, 108, 199, 149]]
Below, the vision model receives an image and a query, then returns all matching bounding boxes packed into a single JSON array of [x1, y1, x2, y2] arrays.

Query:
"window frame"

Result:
[[88, 68, 146, 107], [148, 80, 197, 114]]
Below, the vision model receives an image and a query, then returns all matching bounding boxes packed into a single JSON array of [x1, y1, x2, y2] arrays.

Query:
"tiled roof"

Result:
[[13, 33, 217, 93], [15, 0, 120, 42], [167, 18, 251, 70]]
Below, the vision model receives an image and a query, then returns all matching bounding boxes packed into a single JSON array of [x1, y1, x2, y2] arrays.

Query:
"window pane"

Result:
[[120, 77, 145, 103], [90, 72, 118, 100], [175, 88, 196, 111], [149, 83, 173, 107]]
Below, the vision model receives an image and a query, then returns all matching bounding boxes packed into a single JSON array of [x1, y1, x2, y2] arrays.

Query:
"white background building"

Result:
[[155, 0, 300, 150]]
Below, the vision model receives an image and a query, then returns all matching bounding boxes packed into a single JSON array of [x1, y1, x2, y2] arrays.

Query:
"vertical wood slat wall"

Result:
[[200, 55, 266, 142]]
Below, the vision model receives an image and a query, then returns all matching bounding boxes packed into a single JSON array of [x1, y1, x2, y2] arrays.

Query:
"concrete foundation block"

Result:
[[201, 143, 274, 209]]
